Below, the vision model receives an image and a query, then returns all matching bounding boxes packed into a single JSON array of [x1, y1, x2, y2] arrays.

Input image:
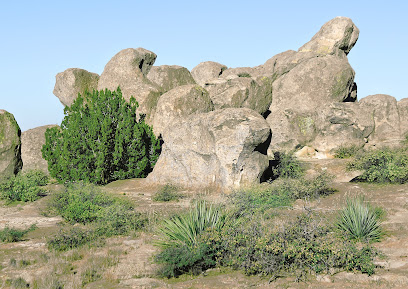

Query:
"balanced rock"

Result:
[[21, 125, 58, 174], [359, 94, 402, 147], [204, 76, 273, 115], [191, 61, 227, 86], [298, 17, 359, 56], [148, 108, 271, 188], [152, 84, 213, 137], [53, 68, 99, 107], [97, 48, 162, 120], [147, 65, 196, 93], [0, 110, 22, 181]]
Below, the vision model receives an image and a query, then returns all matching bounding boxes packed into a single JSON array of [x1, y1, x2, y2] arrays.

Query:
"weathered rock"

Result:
[[97, 48, 162, 121], [147, 108, 271, 188], [298, 17, 359, 56], [21, 125, 58, 174], [147, 65, 196, 92], [204, 76, 273, 115], [359, 94, 402, 147], [0, 110, 22, 181], [53, 68, 99, 107], [191, 61, 227, 86], [398, 98, 408, 139], [304, 159, 364, 183], [152, 84, 213, 137], [220, 67, 257, 79]]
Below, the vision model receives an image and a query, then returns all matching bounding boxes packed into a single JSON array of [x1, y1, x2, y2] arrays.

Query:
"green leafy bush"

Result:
[[153, 184, 181, 202], [42, 88, 161, 185], [334, 144, 362, 159], [272, 151, 305, 179], [47, 182, 146, 250], [237, 72, 251, 78], [347, 147, 408, 183], [337, 196, 383, 242], [0, 170, 49, 202], [0, 225, 36, 243]]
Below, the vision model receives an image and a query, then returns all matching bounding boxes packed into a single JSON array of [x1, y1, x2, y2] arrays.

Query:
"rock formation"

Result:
[[147, 108, 271, 188], [21, 125, 58, 174], [147, 65, 196, 93], [191, 61, 227, 86], [53, 68, 99, 107], [0, 110, 22, 181]]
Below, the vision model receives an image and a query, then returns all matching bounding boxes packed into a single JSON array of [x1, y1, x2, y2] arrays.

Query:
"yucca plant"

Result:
[[337, 196, 383, 242], [156, 200, 226, 248]]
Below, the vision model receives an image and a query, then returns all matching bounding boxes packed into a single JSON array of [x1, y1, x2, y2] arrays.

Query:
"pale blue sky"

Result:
[[1, 0, 407, 132]]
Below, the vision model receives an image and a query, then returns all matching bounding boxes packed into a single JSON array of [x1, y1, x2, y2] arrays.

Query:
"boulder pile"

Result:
[[3, 16, 406, 188]]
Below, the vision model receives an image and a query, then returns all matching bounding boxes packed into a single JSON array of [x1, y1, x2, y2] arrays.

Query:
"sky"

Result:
[[1, 0, 407, 132]]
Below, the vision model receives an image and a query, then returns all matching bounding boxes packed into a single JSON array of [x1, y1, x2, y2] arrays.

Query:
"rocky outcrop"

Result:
[[204, 76, 273, 115], [152, 84, 213, 137], [191, 61, 227, 86], [21, 125, 58, 174], [398, 98, 408, 139], [97, 48, 162, 121], [147, 108, 271, 188], [53, 68, 99, 107], [147, 65, 196, 93], [0, 110, 22, 181]]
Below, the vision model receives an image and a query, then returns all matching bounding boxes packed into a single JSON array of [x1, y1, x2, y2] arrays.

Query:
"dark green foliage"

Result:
[[334, 144, 362, 159], [0, 225, 36, 243], [153, 184, 181, 202], [272, 151, 305, 179], [337, 196, 383, 242], [0, 170, 49, 202], [42, 88, 161, 185], [47, 182, 146, 251], [237, 72, 251, 78], [347, 147, 408, 183]]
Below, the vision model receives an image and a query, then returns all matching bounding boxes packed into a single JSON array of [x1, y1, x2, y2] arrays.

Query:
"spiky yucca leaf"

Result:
[[337, 196, 383, 242], [156, 200, 226, 248]]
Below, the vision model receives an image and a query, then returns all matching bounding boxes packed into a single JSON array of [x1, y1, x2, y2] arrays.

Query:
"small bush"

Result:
[[153, 184, 181, 202], [0, 170, 49, 202], [47, 226, 97, 251], [6, 277, 29, 288], [334, 144, 362, 159], [337, 196, 383, 242], [237, 72, 251, 78], [272, 151, 305, 179], [0, 224, 36, 243], [347, 147, 408, 183]]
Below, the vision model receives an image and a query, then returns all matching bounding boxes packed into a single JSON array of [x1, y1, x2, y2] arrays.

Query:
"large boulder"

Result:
[[147, 65, 196, 93], [298, 17, 359, 56], [359, 94, 402, 147], [21, 125, 58, 174], [147, 108, 271, 188], [398, 98, 408, 139], [0, 110, 22, 181], [97, 48, 162, 121], [204, 76, 273, 115], [191, 61, 227, 87], [53, 68, 99, 107], [152, 84, 213, 137]]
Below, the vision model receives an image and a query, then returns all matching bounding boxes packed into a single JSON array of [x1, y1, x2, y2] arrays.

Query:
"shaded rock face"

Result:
[[97, 48, 162, 121], [0, 110, 22, 181], [191, 61, 227, 87], [53, 68, 99, 107], [398, 98, 408, 139], [204, 76, 273, 115], [152, 84, 213, 137], [148, 108, 271, 188], [21, 125, 58, 174], [147, 65, 196, 93]]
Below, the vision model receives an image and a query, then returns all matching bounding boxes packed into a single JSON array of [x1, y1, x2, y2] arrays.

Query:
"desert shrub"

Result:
[[237, 72, 251, 78], [347, 147, 408, 183], [0, 170, 49, 202], [272, 151, 305, 179], [230, 173, 335, 216], [153, 184, 181, 202], [47, 182, 146, 250], [42, 88, 161, 185], [209, 212, 378, 277], [337, 196, 383, 242], [0, 224, 36, 243], [5, 277, 29, 289], [334, 144, 362, 159]]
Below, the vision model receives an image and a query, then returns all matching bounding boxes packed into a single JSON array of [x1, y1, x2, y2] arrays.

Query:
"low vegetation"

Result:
[[0, 170, 49, 202], [334, 144, 362, 159], [347, 146, 408, 183], [153, 184, 182, 202], [0, 224, 36, 243], [271, 151, 305, 179]]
